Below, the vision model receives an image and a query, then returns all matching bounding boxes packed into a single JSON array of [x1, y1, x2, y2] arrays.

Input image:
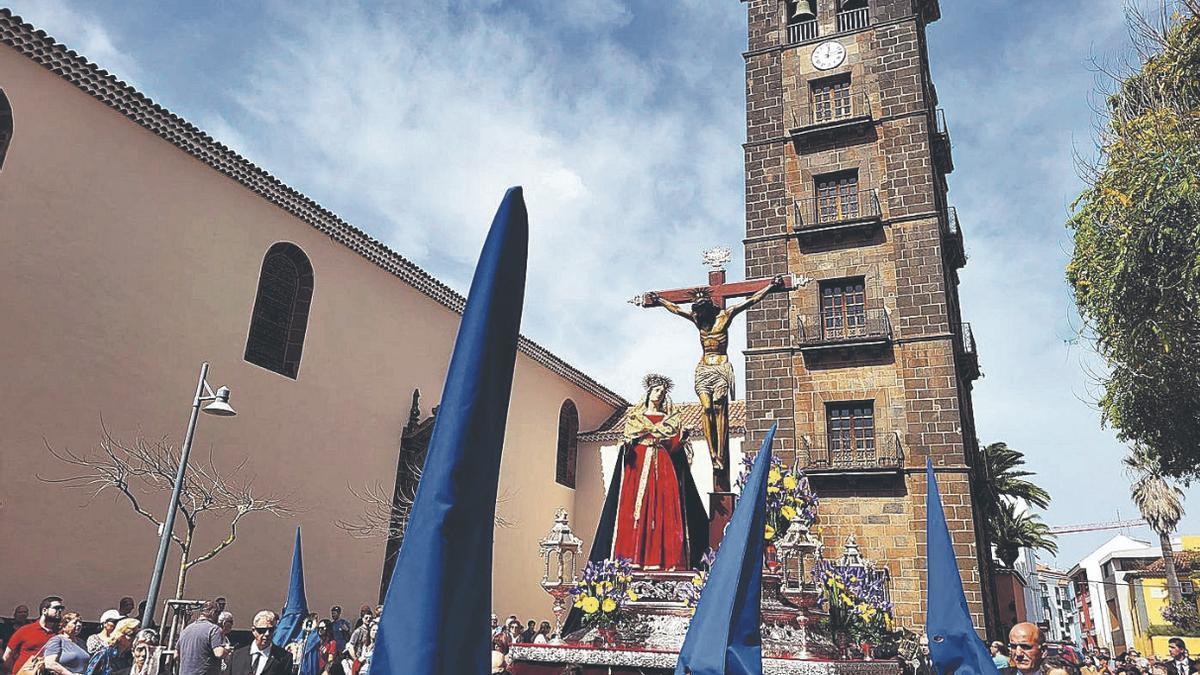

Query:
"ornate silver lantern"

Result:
[[538, 508, 583, 642], [774, 510, 822, 593]]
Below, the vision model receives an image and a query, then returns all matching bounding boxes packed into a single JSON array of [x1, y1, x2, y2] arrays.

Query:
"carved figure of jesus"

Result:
[[644, 274, 784, 492]]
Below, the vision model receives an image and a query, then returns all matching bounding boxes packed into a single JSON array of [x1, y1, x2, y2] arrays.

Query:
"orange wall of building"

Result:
[[0, 46, 617, 625]]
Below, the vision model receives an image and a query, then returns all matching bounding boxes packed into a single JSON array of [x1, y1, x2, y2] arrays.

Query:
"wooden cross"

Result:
[[633, 267, 800, 309]]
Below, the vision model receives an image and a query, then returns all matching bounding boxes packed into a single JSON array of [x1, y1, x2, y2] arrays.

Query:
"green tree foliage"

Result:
[[979, 442, 1057, 567], [990, 501, 1059, 569], [1124, 446, 1187, 602], [1068, 4, 1200, 480]]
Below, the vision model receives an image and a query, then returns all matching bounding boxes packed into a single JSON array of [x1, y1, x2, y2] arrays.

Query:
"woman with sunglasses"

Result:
[[43, 612, 89, 675]]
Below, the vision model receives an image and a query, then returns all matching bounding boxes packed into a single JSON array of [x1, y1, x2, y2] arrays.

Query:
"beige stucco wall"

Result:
[[0, 46, 619, 626]]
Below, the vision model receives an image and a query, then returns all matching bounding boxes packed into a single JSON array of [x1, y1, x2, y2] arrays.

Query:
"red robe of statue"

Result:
[[612, 410, 688, 570]]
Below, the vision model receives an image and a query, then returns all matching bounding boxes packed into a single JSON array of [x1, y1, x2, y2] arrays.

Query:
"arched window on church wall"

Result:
[[555, 399, 580, 489], [244, 242, 314, 379], [0, 89, 12, 170]]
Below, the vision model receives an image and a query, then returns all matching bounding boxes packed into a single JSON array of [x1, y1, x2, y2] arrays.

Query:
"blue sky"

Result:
[[8, 0, 1197, 567]]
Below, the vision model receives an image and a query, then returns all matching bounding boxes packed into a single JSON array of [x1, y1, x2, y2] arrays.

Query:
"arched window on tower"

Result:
[[555, 399, 580, 489], [0, 89, 12, 170], [244, 242, 314, 379]]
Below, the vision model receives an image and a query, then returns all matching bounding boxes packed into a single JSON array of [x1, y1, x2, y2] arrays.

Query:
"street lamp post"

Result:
[[142, 361, 237, 628]]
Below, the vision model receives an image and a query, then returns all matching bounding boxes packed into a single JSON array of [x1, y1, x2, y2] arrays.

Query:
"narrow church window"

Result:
[[815, 170, 860, 223], [0, 89, 12, 170], [812, 76, 852, 124], [837, 0, 870, 32], [827, 401, 875, 466], [555, 399, 580, 489], [244, 242, 314, 379], [820, 278, 866, 340]]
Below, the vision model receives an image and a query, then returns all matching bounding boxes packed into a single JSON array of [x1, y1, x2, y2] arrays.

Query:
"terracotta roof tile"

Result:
[[0, 9, 628, 409], [578, 400, 746, 442], [1131, 550, 1200, 577]]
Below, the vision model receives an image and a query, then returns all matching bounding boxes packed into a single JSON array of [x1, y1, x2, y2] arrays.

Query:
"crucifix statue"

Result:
[[633, 247, 798, 494]]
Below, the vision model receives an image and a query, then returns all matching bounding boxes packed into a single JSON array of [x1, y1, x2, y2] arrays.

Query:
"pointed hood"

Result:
[[926, 459, 999, 675], [274, 526, 309, 648], [674, 424, 777, 675], [370, 187, 528, 675]]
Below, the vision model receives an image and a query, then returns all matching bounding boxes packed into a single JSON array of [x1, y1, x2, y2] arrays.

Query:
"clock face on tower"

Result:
[[811, 40, 846, 70]]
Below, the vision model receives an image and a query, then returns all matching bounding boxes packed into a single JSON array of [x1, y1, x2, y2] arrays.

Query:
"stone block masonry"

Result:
[[740, 0, 997, 635]]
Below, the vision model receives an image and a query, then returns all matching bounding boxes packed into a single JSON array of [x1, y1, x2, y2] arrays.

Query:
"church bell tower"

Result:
[[739, 0, 997, 634]]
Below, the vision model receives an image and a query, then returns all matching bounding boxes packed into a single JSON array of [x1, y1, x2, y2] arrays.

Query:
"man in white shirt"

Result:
[[228, 611, 293, 675]]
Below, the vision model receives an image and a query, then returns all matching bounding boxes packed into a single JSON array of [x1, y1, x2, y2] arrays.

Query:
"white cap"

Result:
[[100, 609, 122, 623]]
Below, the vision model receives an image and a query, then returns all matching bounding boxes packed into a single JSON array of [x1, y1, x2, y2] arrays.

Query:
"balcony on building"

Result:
[[787, 91, 873, 143], [801, 430, 904, 474], [836, 5, 870, 33], [797, 308, 892, 357], [786, 18, 819, 44], [933, 108, 955, 173], [943, 205, 966, 269], [956, 321, 981, 381], [792, 188, 882, 238]]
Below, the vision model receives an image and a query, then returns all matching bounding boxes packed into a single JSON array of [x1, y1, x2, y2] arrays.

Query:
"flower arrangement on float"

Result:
[[813, 558, 896, 649], [734, 454, 819, 542], [571, 558, 637, 628], [675, 548, 718, 612]]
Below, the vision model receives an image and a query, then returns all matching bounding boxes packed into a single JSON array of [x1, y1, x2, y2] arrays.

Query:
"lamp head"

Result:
[[203, 386, 237, 417]]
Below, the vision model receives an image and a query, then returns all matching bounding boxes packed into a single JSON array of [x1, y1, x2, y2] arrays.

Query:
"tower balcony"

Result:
[[943, 205, 966, 269], [785, 19, 819, 44], [800, 430, 904, 474], [786, 92, 873, 143], [933, 108, 954, 174], [836, 7, 871, 33], [792, 188, 882, 238], [797, 308, 892, 357], [956, 322, 981, 381]]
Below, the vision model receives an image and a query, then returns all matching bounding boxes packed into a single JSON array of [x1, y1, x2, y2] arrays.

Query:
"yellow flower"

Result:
[[783, 475, 798, 490], [768, 467, 782, 484], [626, 589, 639, 602], [693, 575, 705, 587], [598, 580, 614, 593], [765, 523, 776, 540], [601, 598, 617, 613], [581, 596, 600, 614], [767, 485, 780, 494], [780, 505, 797, 521]]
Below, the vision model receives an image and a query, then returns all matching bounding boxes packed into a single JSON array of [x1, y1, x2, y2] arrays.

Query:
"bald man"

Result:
[[1002, 622, 1046, 675]]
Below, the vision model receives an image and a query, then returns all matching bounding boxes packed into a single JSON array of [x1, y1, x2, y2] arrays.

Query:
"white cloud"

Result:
[[6, 0, 142, 89]]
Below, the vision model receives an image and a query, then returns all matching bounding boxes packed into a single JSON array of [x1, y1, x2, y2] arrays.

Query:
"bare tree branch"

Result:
[[41, 426, 292, 597]]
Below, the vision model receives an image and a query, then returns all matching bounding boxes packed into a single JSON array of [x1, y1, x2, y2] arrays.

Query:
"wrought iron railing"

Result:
[[943, 205, 966, 267], [802, 430, 903, 471], [793, 188, 881, 230], [960, 322, 977, 358], [837, 7, 870, 32], [933, 108, 953, 171], [797, 308, 891, 346], [787, 91, 871, 131], [786, 19, 819, 44]]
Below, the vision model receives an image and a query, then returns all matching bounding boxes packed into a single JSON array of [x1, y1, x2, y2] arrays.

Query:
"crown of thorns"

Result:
[[642, 373, 674, 393]]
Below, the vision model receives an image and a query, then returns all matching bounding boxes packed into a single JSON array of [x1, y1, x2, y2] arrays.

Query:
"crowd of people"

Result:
[[0, 598, 390, 675], [9, 597, 1197, 675], [902, 622, 1200, 675]]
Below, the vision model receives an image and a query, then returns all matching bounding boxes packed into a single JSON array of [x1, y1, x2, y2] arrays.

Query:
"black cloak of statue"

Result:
[[560, 435, 709, 637]]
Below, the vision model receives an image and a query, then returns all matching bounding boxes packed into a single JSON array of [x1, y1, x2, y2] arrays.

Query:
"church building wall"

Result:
[[0, 37, 622, 625]]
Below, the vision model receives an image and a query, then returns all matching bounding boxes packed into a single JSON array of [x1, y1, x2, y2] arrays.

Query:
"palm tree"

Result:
[[990, 500, 1058, 569], [1124, 446, 1186, 603], [981, 441, 1051, 509]]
